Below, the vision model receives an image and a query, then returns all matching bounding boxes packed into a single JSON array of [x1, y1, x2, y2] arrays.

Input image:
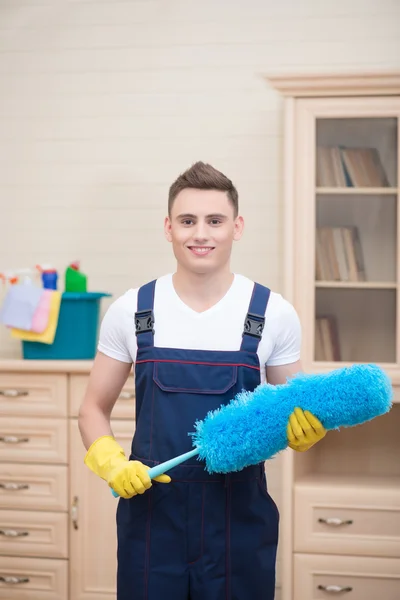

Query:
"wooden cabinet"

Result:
[[0, 362, 135, 600], [0, 367, 69, 599], [267, 71, 400, 600]]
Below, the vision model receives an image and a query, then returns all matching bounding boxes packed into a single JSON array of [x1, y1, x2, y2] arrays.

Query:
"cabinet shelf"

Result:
[[316, 187, 398, 195], [315, 281, 397, 289], [312, 358, 399, 371]]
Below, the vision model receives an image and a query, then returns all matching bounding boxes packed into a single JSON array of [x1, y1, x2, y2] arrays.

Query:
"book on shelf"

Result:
[[315, 226, 366, 282], [315, 315, 341, 362], [316, 146, 389, 188]]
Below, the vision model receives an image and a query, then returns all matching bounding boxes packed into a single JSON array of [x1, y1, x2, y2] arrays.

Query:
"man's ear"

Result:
[[164, 216, 172, 242], [233, 216, 244, 241]]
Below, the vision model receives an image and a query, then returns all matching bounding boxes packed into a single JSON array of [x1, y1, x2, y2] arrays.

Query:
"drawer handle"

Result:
[[318, 585, 353, 594], [0, 389, 29, 398], [119, 391, 135, 400], [318, 518, 353, 527], [0, 529, 29, 537], [0, 436, 29, 444], [0, 482, 29, 491], [0, 575, 30, 584], [71, 495, 79, 530]]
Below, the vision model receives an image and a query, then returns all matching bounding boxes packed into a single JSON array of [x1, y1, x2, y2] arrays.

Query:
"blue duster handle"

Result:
[[147, 447, 200, 477], [111, 447, 200, 498]]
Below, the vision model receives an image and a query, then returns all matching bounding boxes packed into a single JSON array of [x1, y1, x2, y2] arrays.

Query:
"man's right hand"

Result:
[[84, 435, 171, 499]]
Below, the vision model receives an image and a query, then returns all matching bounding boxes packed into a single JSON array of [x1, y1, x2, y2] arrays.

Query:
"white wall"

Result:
[[1, 0, 399, 360]]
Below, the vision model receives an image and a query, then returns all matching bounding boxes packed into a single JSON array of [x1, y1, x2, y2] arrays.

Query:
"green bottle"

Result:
[[65, 261, 87, 293]]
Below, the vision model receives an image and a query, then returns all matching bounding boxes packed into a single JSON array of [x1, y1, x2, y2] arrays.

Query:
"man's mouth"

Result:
[[188, 246, 215, 256]]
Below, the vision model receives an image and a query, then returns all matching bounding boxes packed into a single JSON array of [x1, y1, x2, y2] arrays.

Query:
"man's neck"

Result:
[[172, 266, 234, 313]]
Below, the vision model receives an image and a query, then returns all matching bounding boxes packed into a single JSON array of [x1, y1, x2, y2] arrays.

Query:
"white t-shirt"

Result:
[[97, 273, 301, 384]]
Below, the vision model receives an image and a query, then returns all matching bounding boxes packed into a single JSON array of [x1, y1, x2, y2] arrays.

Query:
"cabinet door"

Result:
[[292, 96, 400, 375], [69, 419, 134, 600]]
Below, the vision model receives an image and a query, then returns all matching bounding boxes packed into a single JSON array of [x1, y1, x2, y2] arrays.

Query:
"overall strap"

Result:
[[240, 283, 271, 353], [135, 279, 156, 348]]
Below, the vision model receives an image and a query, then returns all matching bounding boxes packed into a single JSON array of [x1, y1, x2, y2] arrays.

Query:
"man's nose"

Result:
[[193, 222, 209, 241]]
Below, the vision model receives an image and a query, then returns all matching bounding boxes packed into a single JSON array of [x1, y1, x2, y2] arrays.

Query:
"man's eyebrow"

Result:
[[207, 213, 228, 219], [175, 213, 197, 219], [175, 213, 228, 219]]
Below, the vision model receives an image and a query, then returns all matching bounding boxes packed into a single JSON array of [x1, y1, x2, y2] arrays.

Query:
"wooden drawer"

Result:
[[69, 373, 135, 419], [0, 556, 67, 599], [0, 463, 67, 511], [294, 554, 400, 600], [294, 477, 400, 557], [0, 374, 67, 417], [0, 510, 67, 559], [0, 418, 67, 464]]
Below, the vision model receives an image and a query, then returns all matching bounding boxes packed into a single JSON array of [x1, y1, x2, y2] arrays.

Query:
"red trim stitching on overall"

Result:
[[225, 480, 232, 600], [136, 358, 260, 371], [148, 383, 155, 460]]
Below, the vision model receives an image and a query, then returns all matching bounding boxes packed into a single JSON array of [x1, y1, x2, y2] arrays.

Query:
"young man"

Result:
[[79, 162, 326, 600]]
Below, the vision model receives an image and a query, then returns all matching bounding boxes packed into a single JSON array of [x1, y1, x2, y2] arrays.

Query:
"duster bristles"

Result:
[[190, 363, 392, 474]]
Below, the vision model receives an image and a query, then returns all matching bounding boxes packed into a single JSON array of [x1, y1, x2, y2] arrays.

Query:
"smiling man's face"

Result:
[[164, 188, 244, 276]]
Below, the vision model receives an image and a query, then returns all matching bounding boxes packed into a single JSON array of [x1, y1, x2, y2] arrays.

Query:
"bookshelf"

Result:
[[267, 72, 400, 600]]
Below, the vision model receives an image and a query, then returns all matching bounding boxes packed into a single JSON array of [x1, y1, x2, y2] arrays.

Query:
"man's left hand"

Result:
[[287, 407, 327, 452]]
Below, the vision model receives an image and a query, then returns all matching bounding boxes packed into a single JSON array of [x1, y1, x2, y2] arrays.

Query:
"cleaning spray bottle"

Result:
[[36, 264, 58, 290], [0, 270, 20, 286], [65, 261, 87, 293], [0, 268, 41, 286]]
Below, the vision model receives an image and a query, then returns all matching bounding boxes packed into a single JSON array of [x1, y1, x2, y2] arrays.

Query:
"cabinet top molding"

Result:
[[265, 71, 400, 97], [0, 359, 94, 373]]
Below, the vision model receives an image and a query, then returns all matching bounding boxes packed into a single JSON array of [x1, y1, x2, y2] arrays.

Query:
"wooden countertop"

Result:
[[0, 359, 94, 373]]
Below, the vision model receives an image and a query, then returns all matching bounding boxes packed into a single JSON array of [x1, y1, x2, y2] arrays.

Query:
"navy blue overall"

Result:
[[116, 279, 279, 600]]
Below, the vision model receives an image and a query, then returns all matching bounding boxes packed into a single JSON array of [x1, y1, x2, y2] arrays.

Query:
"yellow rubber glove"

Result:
[[287, 408, 327, 452], [84, 435, 171, 499]]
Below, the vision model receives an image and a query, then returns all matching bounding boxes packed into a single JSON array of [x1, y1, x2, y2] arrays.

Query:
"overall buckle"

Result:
[[243, 312, 265, 339], [134, 309, 155, 335]]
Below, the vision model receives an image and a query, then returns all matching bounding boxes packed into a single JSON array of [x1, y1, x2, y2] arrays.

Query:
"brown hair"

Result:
[[168, 161, 239, 217]]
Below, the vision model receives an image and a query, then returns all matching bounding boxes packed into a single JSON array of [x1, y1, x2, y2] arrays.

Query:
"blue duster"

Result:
[[190, 363, 392, 474], [111, 363, 393, 495]]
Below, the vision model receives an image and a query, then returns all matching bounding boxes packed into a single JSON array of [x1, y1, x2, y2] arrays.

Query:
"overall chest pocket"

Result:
[[153, 362, 238, 395]]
